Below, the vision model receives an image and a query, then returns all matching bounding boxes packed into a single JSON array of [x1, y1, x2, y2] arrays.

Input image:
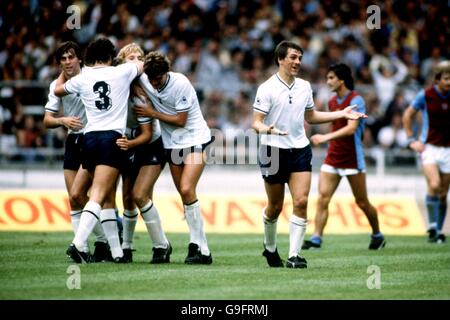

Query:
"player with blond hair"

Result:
[[115, 43, 172, 263], [403, 60, 450, 243]]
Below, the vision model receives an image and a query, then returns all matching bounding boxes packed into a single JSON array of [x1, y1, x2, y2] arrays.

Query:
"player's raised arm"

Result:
[[129, 59, 144, 76], [54, 71, 69, 97], [305, 104, 367, 124]]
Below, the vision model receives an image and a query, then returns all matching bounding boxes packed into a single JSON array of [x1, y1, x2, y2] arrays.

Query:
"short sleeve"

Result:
[[253, 85, 271, 114], [118, 62, 139, 83], [174, 81, 192, 113], [131, 96, 152, 125], [350, 95, 366, 114], [44, 81, 61, 113], [410, 90, 426, 111], [64, 74, 83, 94], [305, 83, 314, 110]]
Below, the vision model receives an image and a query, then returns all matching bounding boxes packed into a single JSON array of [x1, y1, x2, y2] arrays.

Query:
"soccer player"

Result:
[[302, 63, 385, 250], [43, 41, 109, 259], [252, 41, 367, 268], [403, 60, 450, 243], [115, 43, 172, 263], [54, 38, 143, 263], [134, 51, 213, 265]]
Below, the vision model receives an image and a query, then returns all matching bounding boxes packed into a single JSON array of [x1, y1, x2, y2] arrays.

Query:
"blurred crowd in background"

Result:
[[0, 0, 449, 163]]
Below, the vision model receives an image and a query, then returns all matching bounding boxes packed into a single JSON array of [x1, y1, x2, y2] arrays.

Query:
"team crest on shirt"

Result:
[[181, 96, 188, 104], [442, 103, 448, 110]]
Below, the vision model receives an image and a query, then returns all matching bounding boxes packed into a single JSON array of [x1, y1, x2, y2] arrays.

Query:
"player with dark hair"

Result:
[[252, 41, 367, 268], [403, 60, 450, 243], [43, 41, 110, 261], [135, 51, 213, 265], [54, 37, 143, 263], [302, 63, 385, 250]]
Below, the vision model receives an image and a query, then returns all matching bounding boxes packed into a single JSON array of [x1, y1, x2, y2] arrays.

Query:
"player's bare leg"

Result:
[[303, 171, 341, 249], [71, 165, 120, 258], [170, 151, 211, 264], [348, 172, 385, 249], [423, 164, 442, 242], [133, 165, 171, 263]]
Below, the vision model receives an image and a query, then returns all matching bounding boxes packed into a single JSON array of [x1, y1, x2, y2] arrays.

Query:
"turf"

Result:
[[0, 232, 449, 300]]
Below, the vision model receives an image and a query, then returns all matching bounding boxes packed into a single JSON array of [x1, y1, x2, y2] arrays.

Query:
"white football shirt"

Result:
[[45, 80, 87, 134], [64, 63, 139, 134], [253, 73, 314, 148], [138, 72, 211, 149], [126, 95, 161, 143]]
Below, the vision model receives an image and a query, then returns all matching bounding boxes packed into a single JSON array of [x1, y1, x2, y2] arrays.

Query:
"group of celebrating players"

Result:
[[44, 37, 449, 269]]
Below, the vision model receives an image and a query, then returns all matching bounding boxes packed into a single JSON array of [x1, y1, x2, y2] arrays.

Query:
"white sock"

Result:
[[92, 220, 107, 243], [263, 209, 278, 253], [289, 215, 307, 258], [140, 200, 169, 249], [185, 201, 210, 256], [73, 201, 101, 252], [70, 210, 81, 234], [122, 208, 138, 250], [101, 208, 123, 259]]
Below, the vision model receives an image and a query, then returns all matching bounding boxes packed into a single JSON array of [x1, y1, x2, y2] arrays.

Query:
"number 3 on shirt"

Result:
[[93, 81, 112, 110]]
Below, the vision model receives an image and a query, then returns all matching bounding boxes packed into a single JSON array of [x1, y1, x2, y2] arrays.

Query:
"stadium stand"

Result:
[[0, 0, 448, 167]]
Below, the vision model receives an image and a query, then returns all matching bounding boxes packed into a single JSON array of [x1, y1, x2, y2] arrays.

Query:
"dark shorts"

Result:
[[258, 144, 312, 184], [165, 138, 213, 166], [120, 149, 138, 178], [121, 137, 167, 178], [82, 131, 126, 171], [136, 137, 166, 168], [63, 133, 83, 171]]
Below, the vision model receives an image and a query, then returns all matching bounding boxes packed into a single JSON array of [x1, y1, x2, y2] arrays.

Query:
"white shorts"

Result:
[[320, 164, 364, 177], [420, 144, 450, 173]]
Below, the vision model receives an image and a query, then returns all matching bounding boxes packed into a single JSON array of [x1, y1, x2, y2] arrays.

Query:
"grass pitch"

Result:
[[0, 232, 449, 300]]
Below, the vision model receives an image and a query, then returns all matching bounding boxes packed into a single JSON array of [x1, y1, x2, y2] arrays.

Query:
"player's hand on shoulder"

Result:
[[131, 85, 146, 98], [134, 103, 154, 117], [56, 71, 67, 86]]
